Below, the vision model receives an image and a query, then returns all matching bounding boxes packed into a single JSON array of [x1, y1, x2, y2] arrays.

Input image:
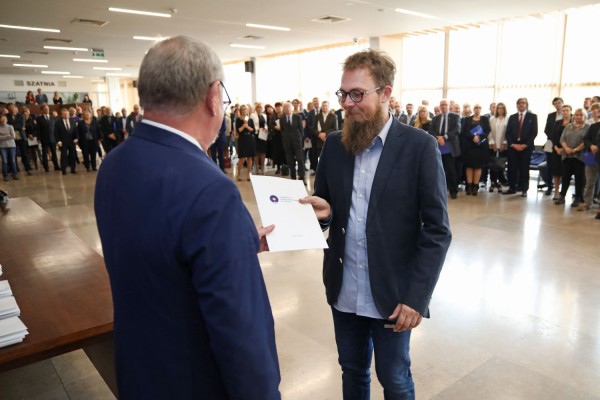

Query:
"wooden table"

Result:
[[0, 197, 117, 396]]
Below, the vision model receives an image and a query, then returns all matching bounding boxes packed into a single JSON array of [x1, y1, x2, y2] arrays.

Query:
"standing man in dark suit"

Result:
[[94, 35, 280, 399], [301, 49, 451, 400], [312, 100, 338, 172], [281, 101, 305, 183], [305, 100, 318, 173], [55, 108, 78, 175], [541, 97, 563, 195], [126, 104, 142, 137], [35, 104, 60, 172], [503, 97, 538, 197], [430, 99, 461, 199], [99, 107, 118, 153], [35, 88, 48, 105], [335, 107, 345, 130]]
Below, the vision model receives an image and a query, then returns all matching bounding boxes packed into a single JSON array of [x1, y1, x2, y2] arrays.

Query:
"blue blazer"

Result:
[[314, 118, 451, 318], [95, 122, 280, 399]]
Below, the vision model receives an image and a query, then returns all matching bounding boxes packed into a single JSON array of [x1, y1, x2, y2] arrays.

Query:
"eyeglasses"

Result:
[[335, 87, 380, 103], [220, 81, 231, 107]]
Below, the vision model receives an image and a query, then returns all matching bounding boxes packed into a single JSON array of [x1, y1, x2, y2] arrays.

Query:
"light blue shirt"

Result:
[[334, 114, 393, 319]]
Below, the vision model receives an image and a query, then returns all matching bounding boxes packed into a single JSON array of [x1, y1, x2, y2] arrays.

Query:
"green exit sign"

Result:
[[91, 48, 104, 58]]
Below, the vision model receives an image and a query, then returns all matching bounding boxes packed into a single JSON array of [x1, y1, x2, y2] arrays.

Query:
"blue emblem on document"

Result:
[[270, 195, 279, 203]]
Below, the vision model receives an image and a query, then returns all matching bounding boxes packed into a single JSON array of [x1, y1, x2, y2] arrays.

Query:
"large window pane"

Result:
[[562, 6, 600, 84], [498, 15, 562, 85], [401, 34, 444, 90], [224, 62, 252, 105], [448, 25, 498, 87], [446, 88, 495, 112], [401, 90, 443, 111]]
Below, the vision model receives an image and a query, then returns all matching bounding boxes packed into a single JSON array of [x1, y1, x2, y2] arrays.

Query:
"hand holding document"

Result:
[[250, 175, 328, 252]]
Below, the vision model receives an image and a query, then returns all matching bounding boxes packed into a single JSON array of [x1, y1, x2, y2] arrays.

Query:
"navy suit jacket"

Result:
[[506, 111, 538, 149], [54, 118, 77, 145], [95, 122, 280, 399], [314, 118, 452, 318], [429, 113, 461, 157]]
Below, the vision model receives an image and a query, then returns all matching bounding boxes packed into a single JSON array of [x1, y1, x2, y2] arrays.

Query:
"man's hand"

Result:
[[591, 144, 598, 154], [57, 141, 62, 148], [318, 132, 327, 142], [492, 144, 498, 152], [388, 304, 423, 333], [299, 196, 331, 221], [436, 136, 445, 146], [257, 224, 275, 253]]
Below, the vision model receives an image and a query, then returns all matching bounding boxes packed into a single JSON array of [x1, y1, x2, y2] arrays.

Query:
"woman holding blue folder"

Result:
[[461, 104, 491, 195]]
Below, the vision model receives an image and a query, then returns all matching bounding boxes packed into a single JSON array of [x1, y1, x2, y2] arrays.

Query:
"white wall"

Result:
[[0, 74, 95, 104]]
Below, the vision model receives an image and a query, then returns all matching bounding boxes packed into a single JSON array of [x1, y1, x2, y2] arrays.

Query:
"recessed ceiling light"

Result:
[[394, 8, 439, 20], [93, 67, 122, 71], [44, 45, 89, 51], [0, 24, 60, 33], [73, 58, 108, 63], [230, 43, 266, 50], [133, 35, 169, 41], [0, 54, 20, 58], [245, 23, 290, 31], [63, 75, 83, 78], [109, 7, 172, 18], [106, 72, 131, 77], [13, 63, 48, 68], [42, 71, 70, 75]]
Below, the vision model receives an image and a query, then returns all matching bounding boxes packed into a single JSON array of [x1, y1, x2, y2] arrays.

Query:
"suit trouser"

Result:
[[103, 138, 117, 154], [507, 147, 533, 191], [15, 139, 31, 172], [583, 164, 598, 205], [81, 140, 98, 171], [283, 134, 305, 180], [310, 137, 324, 171], [42, 142, 59, 171], [441, 154, 458, 195], [59, 143, 76, 173], [560, 158, 584, 201]]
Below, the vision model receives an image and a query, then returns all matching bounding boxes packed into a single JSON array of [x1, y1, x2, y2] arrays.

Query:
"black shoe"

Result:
[[555, 197, 565, 205], [537, 184, 547, 189], [596, 213, 600, 220], [520, 192, 527, 197], [26, 171, 33, 176], [13, 175, 19, 180], [544, 189, 552, 196], [472, 184, 478, 196], [71, 170, 77, 174], [450, 193, 457, 199], [571, 200, 580, 207], [62, 172, 67, 175], [502, 189, 517, 195]]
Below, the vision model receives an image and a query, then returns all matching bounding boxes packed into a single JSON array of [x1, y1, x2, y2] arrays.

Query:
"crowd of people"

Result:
[[0, 98, 142, 179], [218, 94, 600, 220], [1, 87, 599, 221]]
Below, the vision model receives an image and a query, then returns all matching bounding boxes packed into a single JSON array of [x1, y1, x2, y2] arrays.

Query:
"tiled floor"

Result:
[[1, 159, 599, 399]]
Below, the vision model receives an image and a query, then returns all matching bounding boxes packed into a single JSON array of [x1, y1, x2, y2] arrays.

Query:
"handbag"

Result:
[[583, 151, 598, 166], [489, 153, 506, 172]]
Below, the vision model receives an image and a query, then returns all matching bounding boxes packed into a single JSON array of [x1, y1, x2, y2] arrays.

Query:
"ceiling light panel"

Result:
[[0, 24, 60, 33], [45, 46, 89, 51], [109, 7, 172, 18]]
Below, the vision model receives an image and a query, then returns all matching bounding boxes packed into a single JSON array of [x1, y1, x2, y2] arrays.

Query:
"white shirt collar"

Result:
[[377, 112, 393, 146], [142, 119, 204, 152]]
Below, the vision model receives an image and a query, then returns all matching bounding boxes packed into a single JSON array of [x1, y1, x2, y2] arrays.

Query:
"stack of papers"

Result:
[[0, 316, 28, 348], [0, 280, 12, 298], [0, 296, 20, 319]]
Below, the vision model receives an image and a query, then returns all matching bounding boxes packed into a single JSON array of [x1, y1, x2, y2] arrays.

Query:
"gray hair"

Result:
[[138, 35, 224, 115]]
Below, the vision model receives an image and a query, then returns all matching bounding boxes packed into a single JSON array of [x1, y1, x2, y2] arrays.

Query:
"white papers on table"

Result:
[[0, 280, 12, 298], [0, 296, 20, 319], [0, 316, 28, 348], [250, 175, 328, 252]]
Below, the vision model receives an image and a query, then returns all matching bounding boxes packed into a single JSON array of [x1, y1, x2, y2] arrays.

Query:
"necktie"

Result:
[[518, 113, 523, 141], [288, 116, 291, 125], [441, 114, 446, 135], [65, 119, 70, 130], [45, 115, 49, 121]]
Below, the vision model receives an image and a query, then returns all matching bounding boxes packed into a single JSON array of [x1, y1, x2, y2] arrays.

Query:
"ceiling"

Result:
[[1, 0, 597, 79]]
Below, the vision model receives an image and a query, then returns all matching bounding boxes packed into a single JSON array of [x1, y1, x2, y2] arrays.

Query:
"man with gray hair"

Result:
[[94, 36, 280, 399]]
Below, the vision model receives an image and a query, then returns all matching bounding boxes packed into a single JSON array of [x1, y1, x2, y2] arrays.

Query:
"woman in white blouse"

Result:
[[488, 102, 508, 192]]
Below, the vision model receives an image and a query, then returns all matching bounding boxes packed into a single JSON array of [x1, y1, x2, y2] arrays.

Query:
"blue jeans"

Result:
[[332, 307, 415, 400], [1, 147, 18, 178]]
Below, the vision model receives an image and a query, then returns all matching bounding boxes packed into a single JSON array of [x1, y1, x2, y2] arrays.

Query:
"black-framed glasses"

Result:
[[335, 86, 380, 103], [220, 81, 232, 107]]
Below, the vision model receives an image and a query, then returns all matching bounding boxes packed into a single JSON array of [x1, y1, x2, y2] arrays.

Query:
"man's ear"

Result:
[[381, 85, 393, 103]]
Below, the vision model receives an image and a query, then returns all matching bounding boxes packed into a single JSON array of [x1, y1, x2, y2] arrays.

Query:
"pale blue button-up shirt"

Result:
[[334, 114, 393, 319]]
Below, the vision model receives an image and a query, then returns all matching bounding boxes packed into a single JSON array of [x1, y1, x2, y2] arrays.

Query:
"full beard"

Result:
[[340, 104, 386, 155]]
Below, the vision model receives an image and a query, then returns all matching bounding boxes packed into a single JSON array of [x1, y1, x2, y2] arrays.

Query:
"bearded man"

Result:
[[300, 50, 451, 400]]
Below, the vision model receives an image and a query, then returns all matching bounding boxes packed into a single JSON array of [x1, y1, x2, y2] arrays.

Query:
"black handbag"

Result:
[[489, 154, 506, 172]]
